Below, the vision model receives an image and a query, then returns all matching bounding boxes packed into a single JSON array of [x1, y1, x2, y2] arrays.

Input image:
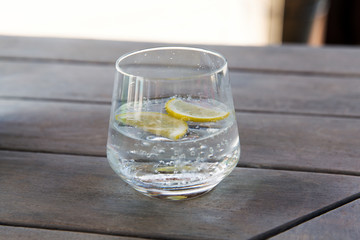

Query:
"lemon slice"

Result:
[[156, 166, 196, 173], [116, 112, 188, 140], [165, 98, 230, 122]]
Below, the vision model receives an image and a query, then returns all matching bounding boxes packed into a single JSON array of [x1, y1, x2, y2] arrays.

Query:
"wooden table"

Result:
[[1, 35, 359, 240]]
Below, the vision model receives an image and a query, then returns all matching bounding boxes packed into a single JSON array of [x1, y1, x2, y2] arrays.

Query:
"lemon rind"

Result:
[[165, 98, 230, 122]]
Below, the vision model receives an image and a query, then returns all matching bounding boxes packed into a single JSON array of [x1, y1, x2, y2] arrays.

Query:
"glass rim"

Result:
[[115, 46, 228, 80]]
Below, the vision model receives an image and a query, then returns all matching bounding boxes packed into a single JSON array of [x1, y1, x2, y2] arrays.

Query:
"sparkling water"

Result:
[[107, 97, 240, 199]]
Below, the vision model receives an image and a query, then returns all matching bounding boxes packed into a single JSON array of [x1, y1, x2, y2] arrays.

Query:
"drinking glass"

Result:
[[107, 47, 240, 200]]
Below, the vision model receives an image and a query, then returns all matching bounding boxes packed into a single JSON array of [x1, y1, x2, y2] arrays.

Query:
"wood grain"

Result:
[[0, 61, 114, 103], [2, 35, 360, 240], [272, 200, 360, 240], [1, 100, 359, 174], [238, 112, 360, 174], [0, 100, 109, 156], [1, 35, 360, 76], [0, 225, 145, 240], [1, 150, 360, 240], [1, 61, 360, 117], [231, 72, 360, 117]]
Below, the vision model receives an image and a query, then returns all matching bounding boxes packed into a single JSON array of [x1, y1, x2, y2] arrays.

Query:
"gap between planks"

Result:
[[249, 192, 360, 240], [1, 97, 360, 120], [0, 222, 165, 240], [1, 149, 360, 179], [0, 188, 359, 240], [2, 55, 360, 79], [237, 163, 360, 177]]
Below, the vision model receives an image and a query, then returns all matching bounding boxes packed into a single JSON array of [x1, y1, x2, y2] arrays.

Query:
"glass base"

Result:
[[131, 183, 217, 200]]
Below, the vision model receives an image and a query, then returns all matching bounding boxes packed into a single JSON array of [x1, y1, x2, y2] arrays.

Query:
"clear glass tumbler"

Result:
[[107, 47, 240, 200]]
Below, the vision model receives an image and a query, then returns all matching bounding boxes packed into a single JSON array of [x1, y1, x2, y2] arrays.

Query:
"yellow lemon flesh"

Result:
[[165, 98, 230, 122], [116, 112, 188, 140]]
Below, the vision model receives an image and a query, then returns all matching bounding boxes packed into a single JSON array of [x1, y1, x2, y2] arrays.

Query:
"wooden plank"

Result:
[[238, 112, 360, 175], [1, 61, 360, 117], [0, 61, 114, 103], [231, 72, 360, 117], [1, 35, 360, 76], [1, 150, 360, 240], [272, 200, 360, 240], [0, 100, 109, 156], [1, 100, 360, 174], [0, 225, 145, 240]]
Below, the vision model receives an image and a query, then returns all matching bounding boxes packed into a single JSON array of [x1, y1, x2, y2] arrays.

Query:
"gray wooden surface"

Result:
[[271, 200, 360, 240], [1, 151, 360, 240], [1, 35, 360, 76], [0, 225, 143, 240], [0, 35, 359, 239]]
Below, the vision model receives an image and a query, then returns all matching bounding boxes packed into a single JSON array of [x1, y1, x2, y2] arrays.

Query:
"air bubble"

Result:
[[190, 151, 195, 156], [209, 147, 214, 153], [147, 153, 157, 158], [196, 157, 203, 161]]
